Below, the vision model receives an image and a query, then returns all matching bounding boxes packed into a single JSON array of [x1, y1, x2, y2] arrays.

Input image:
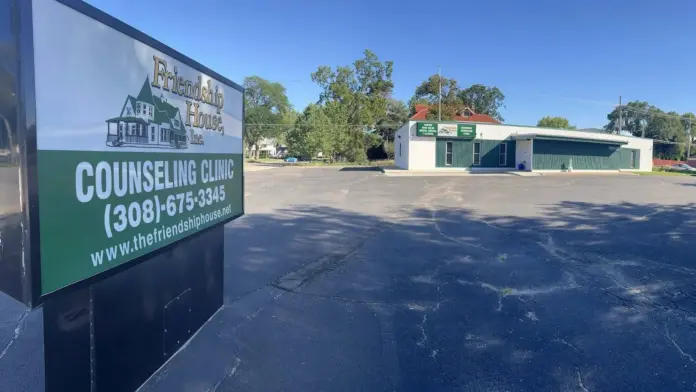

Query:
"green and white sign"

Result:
[[417, 122, 478, 139], [33, 0, 244, 295], [437, 124, 458, 137], [457, 124, 477, 139], [416, 122, 438, 136]]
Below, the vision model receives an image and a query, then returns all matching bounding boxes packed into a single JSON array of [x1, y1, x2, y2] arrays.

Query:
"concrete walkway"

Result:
[[244, 163, 284, 172], [380, 166, 638, 177], [380, 166, 529, 177]]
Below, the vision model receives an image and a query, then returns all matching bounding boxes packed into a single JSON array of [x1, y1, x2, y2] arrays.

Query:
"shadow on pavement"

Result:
[[7, 198, 696, 391], [338, 166, 382, 172], [182, 200, 696, 392]]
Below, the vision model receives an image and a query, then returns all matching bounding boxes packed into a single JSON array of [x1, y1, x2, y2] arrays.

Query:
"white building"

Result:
[[394, 121, 653, 172], [247, 138, 287, 158]]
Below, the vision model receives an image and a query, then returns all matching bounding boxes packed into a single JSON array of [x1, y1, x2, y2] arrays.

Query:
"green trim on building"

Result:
[[436, 138, 516, 168], [411, 120, 650, 142], [533, 139, 638, 170], [530, 135, 627, 145]]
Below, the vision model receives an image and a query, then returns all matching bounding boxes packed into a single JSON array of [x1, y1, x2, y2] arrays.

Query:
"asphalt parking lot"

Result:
[[4, 168, 696, 391]]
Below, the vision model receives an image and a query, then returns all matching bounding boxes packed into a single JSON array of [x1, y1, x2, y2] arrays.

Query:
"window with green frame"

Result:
[[473, 142, 481, 165]]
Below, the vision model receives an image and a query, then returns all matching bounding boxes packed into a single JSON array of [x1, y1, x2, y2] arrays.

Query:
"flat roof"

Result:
[[511, 133, 628, 145], [410, 120, 651, 141]]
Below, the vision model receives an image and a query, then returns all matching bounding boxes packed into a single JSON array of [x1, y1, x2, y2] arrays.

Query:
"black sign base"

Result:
[[43, 226, 223, 392]]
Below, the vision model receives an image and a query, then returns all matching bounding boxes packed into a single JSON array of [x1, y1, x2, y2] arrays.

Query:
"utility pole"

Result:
[[618, 96, 622, 135], [438, 66, 442, 122]]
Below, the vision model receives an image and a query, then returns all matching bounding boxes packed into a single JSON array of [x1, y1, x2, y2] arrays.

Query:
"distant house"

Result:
[[410, 104, 500, 124], [106, 77, 188, 149], [247, 138, 288, 158]]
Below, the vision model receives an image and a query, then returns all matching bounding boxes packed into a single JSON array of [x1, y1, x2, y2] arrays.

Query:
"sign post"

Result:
[[0, 0, 244, 390]]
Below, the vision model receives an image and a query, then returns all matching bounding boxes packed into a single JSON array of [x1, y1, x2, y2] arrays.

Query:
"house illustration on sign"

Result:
[[106, 77, 188, 149]]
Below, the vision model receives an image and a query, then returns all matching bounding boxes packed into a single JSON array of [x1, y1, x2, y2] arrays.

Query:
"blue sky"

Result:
[[87, 0, 696, 128]]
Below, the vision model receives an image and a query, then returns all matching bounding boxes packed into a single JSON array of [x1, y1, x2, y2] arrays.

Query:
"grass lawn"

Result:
[[637, 170, 695, 177], [246, 158, 283, 164], [246, 158, 394, 167]]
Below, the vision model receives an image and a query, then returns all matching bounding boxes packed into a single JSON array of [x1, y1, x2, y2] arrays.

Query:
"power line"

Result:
[[619, 105, 694, 122], [245, 123, 406, 128]]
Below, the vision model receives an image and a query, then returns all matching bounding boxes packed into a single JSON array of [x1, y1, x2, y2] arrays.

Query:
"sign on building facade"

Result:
[[416, 122, 437, 136], [416, 122, 477, 139], [457, 124, 476, 139]]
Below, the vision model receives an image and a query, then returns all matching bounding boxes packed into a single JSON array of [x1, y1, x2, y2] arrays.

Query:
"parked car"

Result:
[[285, 157, 298, 163], [669, 163, 696, 172]]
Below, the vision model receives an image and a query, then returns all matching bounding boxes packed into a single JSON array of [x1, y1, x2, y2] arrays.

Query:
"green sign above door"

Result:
[[457, 124, 477, 139], [416, 122, 438, 136]]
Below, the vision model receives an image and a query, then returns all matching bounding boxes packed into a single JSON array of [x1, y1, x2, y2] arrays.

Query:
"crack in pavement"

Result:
[[208, 357, 241, 392], [416, 313, 430, 347], [552, 338, 580, 352], [415, 265, 447, 362], [0, 309, 29, 361], [283, 291, 396, 306], [664, 325, 696, 366], [577, 370, 590, 392], [538, 232, 696, 323], [458, 273, 579, 312], [430, 208, 492, 252], [457, 280, 503, 311], [271, 223, 382, 292], [418, 182, 493, 252]]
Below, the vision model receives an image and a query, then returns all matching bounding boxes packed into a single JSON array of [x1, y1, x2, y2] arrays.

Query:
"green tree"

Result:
[[648, 110, 686, 159], [273, 110, 300, 148], [458, 84, 506, 121], [382, 140, 395, 159], [376, 99, 409, 142], [605, 102, 689, 159], [410, 74, 461, 120], [681, 112, 696, 157], [537, 116, 576, 130], [243, 76, 291, 159], [309, 49, 394, 162], [286, 105, 331, 159], [311, 49, 393, 126], [604, 101, 652, 135]]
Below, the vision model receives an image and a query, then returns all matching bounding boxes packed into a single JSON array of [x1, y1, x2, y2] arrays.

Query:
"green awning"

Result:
[[513, 133, 628, 145], [535, 135, 627, 145]]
